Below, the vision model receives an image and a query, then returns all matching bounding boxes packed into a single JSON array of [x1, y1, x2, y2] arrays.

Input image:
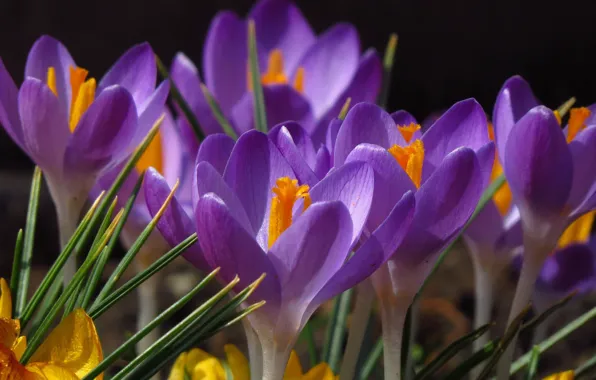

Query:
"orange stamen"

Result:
[[388, 139, 425, 188], [268, 177, 311, 248]]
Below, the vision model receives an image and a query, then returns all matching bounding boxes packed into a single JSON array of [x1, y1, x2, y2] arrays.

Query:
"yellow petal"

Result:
[[191, 357, 226, 380], [26, 362, 80, 380], [0, 278, 12, 320], [30, 308, 103, 380], [543, 370, 574, 380], [0, 317, 20, 351], [0, 345, 39, 380], [12, 335, 27, 361], [284, 350, 304, 378], [302, 363, 336, 380], [224, 344, 250, 380], [168, 351, 189, 380]]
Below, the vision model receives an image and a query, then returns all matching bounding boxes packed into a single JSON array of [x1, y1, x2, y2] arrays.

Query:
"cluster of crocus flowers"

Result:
[[0, 279, 103, 379], [170, 0, 381, 146], [169, 345, 337, 380]]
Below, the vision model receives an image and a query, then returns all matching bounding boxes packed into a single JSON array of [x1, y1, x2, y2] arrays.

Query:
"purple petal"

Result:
[[334, 102, 403, 166], [464, 201, 505, 249], [536, 244, 596, 294], [325, 118, 342, 157], [161, 110, 193, 205], [223, 130, 294, 249], [98, 42, 156, 106], [269, 121, 317, 167], [18, 78, 69, 173], [268, 125, 318, 186], [345, 143, 415, 232], [231, 85, 314, 134], [203, 11, 247, 114], [314, 146, 331, 179], [195, 193, 281, 309], [504, 106, 572, 218], [64, 85, 137, 176], [398, 147, 484, 266], [143, 168, 207, 271], [196, 133, 235, 175], [422, 98, 489, 170], [311, 49, 383, 144], [171, 53, 222, 135], [249, 0, 316, 74], [493, 76, 540, 163], [24, 35, 75, 114], [306, 191, 415, 319], [0, 58, 25, 149], [567, 126, 596, 211], [391, 110, 418, 127], [192, 161, 253, 235], [309, 161, 374, 246], [132, 80, 170, 150], [268, 201, 352, 331], [296, 24, 360, 119]]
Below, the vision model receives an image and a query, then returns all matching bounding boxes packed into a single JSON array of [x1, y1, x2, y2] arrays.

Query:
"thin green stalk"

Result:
[[377, 33, 398, 109], [322, 296, 341, 363], [359, 338, 383, 380], [303, 322, 318, 368], [248, 20, 268, 132], [200, 83, 237, 139], [328, 288, 354, 372], [443, 340, 498, 380], [9, 229, 24, 298], [525, 346, 540, 380]]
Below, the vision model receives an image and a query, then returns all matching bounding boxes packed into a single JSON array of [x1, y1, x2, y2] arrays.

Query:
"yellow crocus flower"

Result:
[[0, 278, 103, 379], [543, 370, 574, 379]]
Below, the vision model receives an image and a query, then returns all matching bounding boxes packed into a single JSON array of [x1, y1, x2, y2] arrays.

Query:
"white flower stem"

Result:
[[471, 253, 494, 351], [496, 239, 547, 380], [261, 339, 292, 380], [339, 279, 375, 380], [243, 319, 263, 380], [379, 292, 413, 380]]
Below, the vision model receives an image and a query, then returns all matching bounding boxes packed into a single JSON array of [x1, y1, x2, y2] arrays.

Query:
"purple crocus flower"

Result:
[[333, 100, 494, 379], [0, 35, 169, 252], [170, 0, 381, 146], [143, 129, 415, 379], [494, 76, 596, 379]]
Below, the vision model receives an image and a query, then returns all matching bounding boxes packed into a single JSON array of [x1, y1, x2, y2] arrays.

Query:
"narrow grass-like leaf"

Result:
[[82, 268, 220, 380], [415, 323, 493, 380], [575, 351, 596, 378], [476, 304, 531, 380], [21, 212, 123, 363], [196, 300, 266, 341], [14, 167, 42, 318], [91, 179, 180, 308], [20, 193, 104, 328], [510, 305, 596, 376], [87, 196, 119, 258], [443, 340, 498, 380], [200, 83, 237, 139], [156, 55, 205, 142], [302, 322, 318, 368], [359, 338, 383, 380], [9, 229, 24, 298], [63, 275, 85, 317], [338, 97, 352, 120], [525, 346, 540, 380], [110, 276, 241, 380], [248, 20, 268, 133], [521, 291, 576, 333], [377, 33, 398, 109], [89, 233, 198, 319], [322, 296, 341, 363], [328, 288, 353, 372]]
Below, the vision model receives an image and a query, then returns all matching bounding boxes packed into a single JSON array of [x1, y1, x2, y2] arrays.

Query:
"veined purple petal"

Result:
[[309, 161, 374, 246], [567, 126, 596, 210], [504, 106, 572, 219], [143, 168, 207, 271], [346, 143, 415, 232], [493, 75, 540, 163], [132, 80, 170, 150], [269, 121, 317, 167], [203, 11, 247, 115], [305, 192, 415, 321], [268, 201, 352, 333], [24, 35, 75, 114], [314, 146, 331, 179], [422, 99, 489, 169], [0, 58, 25, 150], [249, 0, 316, 74], [98, 42, 156, 106], [18, 78, 69, 173], [195, 193, 281, 310], [334, 102, 403, 166], [196, 133, 235, 175], [325, 118, 342, 157], [223, 130, 294, 249], [296, 24, 360, 119], [268, 125, 318, 186], [171, 53, 221, 135], [231, 85, 314, 134], [391, 110, 418, 128], [311, 49, 382, 144], [193, 161, 253, 235], [64, 85, 137, 176]]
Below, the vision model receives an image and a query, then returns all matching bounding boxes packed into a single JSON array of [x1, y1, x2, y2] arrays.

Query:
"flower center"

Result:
[[388, 140, 425, 188], [566, 107, 591, 143], [268, 177, 311, 248], [135, 130, 163, 175], [46, 66, 96, 132], [557, 210, 595, 249], [397, 123, 421, 143], [248, 49, 305, 93]]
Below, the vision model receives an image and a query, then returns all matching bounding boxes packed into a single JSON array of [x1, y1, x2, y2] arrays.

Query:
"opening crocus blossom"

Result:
[[0, 279, 103, 379], [169, 0, 381, 144], [143, 129, 415, 379]]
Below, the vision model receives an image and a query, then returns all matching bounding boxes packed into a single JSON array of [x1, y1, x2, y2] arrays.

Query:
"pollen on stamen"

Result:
[[397, 123, 421, 143], [46, 67, 57, 96], [388, 139, 425, 188], [261, 49, 289, 86], [293, 67, 305, 93], [567, 107, 592, 143], [268, 177, 311, 248]]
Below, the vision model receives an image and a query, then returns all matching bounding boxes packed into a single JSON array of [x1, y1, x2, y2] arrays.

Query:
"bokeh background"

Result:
[[1, 0, 596, 376]]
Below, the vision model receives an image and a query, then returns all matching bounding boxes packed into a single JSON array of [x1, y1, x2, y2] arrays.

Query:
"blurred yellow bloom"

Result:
[[168, 345, 337, 380], [0, 278, 103, 379], [543, 370, 574, 379]]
